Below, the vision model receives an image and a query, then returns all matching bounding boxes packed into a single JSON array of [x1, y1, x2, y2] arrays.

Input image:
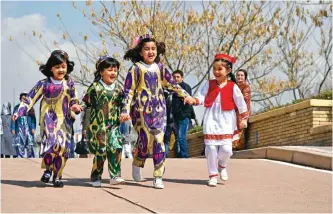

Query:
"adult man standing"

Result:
[[172, 70, 195, 158], [163, 89, 175, 158]]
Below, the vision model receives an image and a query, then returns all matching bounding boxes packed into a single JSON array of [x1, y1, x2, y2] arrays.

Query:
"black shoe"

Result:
[[40, 171, 52, 183], [52, 179, 64, 188]]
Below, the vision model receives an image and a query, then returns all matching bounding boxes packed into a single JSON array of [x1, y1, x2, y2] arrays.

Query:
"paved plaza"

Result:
[[1, 157, 332, 213]]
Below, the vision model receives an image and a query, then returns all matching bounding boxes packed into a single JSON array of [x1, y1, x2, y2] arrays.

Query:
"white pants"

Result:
[[205, 145, 233, 177], [122, 143, 133, 158]]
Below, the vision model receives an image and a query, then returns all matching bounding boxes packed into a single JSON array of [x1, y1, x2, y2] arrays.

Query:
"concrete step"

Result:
[[232, 146, 332, 170]]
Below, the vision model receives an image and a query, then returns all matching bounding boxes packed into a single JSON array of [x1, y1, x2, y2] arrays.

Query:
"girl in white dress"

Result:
[[191, 54, 249, 187]]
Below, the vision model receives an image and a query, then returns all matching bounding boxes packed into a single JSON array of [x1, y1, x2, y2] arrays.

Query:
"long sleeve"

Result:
[[243, 84, 251, 115], [194, 81, 209, 105], [161, 65, 189, 98], [17, 80, 44, 117], [81, 84, 95, 132], [233, 84, 248, 119], [11, 105, 19, 132], [82, 83, 95, 108], [122, 65, 139, 114], [67, 78, 79, 107], [28, 114, 36, 130], [117, 88, 125, 116]]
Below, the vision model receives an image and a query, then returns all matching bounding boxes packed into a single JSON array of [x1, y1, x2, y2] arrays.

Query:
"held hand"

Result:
[[184, 96, 195, 105], [70, 111, 76, 119], [120, 114, 131, 123], [71, 104, 83, 113], [239, 119, 248, 129], [11, 130, 15, 135], [32, 129, 35, 135], [12, 114, 18, 122]]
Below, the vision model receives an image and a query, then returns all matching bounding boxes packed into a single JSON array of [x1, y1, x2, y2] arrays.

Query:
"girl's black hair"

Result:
[[214, 58, 237, 83], [123, 37, 166, 64], [39, 50, 74, 80], [94, 57, 120, 82], [236, 69, 248, 81]]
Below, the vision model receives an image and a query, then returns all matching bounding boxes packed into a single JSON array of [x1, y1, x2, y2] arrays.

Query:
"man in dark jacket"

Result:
[[163, 89, 174, 158], [172, 70, 195, 158]]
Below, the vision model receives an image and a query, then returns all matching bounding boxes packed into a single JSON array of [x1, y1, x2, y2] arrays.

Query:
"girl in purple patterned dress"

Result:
[[12, 50, 82, 187], [120, 34, 193, 189]]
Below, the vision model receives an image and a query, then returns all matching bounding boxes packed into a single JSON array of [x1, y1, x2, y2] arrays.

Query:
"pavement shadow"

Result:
[[123, 180, 154, 189], [1, 178, 92, 188], [126, 178, 220, 187]]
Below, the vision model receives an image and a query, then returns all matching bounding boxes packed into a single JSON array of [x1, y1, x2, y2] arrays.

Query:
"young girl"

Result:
[[82, 56, 125, 187], [190, 53, 248, 187], [12, 50, 82, 187], [120, 34, 193, 189]]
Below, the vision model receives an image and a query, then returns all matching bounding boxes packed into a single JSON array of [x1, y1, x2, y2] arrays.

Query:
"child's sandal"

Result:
[[52, 179, 64, 188], [40, 170, 52, 183]]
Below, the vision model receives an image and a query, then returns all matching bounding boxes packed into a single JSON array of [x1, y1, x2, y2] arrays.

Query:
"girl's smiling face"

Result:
[[213, 61, 230, 82], [51, 62, 67, 80], [141, 41, 157, 65], [101, 66, 118, 85]]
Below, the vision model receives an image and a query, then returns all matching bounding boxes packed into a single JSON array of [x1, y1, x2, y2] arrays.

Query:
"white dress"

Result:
[[196, 81, 248, 146]]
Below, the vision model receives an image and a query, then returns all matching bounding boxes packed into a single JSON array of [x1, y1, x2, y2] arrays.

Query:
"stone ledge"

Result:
[[249, 99, 332, 123], [232, 146, 332, 170], [231, 148, 267, 159], [310, 124, 332, 135]]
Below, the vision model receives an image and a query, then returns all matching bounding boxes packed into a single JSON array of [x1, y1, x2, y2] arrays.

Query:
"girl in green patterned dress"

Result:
[[82, 56, 125, 187]]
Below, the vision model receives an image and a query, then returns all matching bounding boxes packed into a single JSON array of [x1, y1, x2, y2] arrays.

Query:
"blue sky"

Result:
[[1, 1, 115, 132], [2, 1, 100, 42]]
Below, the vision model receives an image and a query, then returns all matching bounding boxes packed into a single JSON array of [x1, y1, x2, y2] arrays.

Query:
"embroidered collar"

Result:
[[50, 77, 63, 85], [139, 61, 158, 71], [99, 80, 116, 91]]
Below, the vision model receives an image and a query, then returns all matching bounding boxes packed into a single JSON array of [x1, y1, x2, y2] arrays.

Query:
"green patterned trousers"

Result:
[[90, 127, 123, 181]]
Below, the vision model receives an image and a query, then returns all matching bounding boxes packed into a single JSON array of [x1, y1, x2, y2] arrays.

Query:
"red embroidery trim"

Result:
[[239, 111, 249, 119], [204, 134, 233, 140]]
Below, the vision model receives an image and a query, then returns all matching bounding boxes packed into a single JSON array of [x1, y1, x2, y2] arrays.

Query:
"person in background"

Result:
[[163, 89, 175, 158], [233, 69, 251, 150], [120, 120, 134, 159], [11, 93, 36, 158], [1, 102, 17, 158], [172, 70, 193, 158]]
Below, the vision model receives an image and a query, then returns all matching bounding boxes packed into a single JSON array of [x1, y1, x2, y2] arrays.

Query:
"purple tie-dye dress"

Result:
[[16, 77, 79, 179]]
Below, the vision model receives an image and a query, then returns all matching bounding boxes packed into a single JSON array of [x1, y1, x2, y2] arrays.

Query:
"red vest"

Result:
[[204, 80, 235, 110]]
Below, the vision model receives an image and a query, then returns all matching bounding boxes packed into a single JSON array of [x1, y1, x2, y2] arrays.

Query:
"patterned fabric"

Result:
[[82, 81, 124, 181], [233, 82, 251, 150], [11, 105, 36, 157], [16, 77, 79, 179], [1, 115, 16, 156], [122, 62, 189, 177]]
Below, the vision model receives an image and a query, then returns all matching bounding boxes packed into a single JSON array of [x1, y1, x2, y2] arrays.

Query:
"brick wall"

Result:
[[246, 100, 332, 149], [168, 132, 204, 158], [167, 99, 331, 157]]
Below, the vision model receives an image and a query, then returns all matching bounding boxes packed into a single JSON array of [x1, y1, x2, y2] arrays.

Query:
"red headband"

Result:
[[214, 54, 236, 64]]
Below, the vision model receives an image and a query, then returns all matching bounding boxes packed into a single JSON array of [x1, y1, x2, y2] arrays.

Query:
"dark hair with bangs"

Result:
[[39, 50, 74, 80], [237, 69, 248, 81], [213, 58, 237, 83], [123, 37, 166, 64], [94, 57, 120, 82]]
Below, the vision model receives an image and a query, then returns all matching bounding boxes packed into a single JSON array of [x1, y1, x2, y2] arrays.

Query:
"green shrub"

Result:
[[311, 90, 332, 100], [188, 125, 203, 134]]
